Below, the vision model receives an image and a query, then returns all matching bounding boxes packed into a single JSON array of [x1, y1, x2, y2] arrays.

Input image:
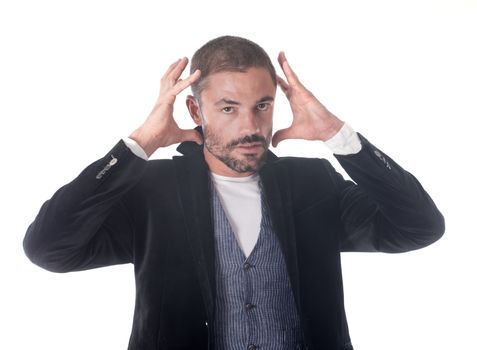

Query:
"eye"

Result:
[[222, 106, 234, 113], [256, 103, 270, 111]]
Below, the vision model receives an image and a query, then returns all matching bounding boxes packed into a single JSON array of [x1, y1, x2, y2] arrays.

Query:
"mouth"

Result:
[[234, 143, 264, 153]]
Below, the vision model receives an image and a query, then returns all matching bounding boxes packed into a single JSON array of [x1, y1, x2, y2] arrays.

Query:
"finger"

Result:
[[277, 75, 290, 95], [171, 69, 201, 96], [169, 57, 189, 82], [272, 126, 298, 147], [162, 58, 182, 80], [178, 128, 203, 145], [278, 51, 300, 86]]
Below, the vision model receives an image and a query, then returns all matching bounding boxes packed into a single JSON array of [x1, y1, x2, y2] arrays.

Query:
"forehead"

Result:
[[200, 67, 276, 102]]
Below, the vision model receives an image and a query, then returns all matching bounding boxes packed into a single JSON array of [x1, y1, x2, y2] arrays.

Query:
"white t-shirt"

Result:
[[209, 172, 261, 257]]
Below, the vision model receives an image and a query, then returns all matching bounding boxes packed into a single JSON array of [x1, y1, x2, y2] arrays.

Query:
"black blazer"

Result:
[[23, 133, 445, 350]]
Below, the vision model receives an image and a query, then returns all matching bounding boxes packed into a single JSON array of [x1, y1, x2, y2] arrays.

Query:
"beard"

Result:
[[203, 126, 271, 173]]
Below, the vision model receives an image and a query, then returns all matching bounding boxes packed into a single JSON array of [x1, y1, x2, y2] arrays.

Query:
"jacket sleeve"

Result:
[[327, 133, 445, 253], [23, 139, 148, 272]]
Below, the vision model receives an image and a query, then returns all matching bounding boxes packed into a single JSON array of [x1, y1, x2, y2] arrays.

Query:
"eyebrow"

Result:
[[214, 96, 275, 106]]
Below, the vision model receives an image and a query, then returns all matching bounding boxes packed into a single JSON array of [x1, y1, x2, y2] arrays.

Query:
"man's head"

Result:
[[186, 36, 277, 177], [189, 36, 277, 101]]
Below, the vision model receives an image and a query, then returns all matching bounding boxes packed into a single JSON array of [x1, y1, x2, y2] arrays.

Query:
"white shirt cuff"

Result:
[[122, 137, 149, 161], [324, 123, 362, 155]]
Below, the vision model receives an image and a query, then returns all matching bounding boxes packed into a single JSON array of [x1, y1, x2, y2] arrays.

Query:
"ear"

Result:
[[186, 95, 202, 126]]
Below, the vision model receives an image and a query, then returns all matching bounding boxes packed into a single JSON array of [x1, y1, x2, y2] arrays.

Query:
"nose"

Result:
[[240, 110, 260, 134]]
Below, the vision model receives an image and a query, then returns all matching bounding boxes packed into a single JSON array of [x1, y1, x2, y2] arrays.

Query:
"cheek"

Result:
[[259, 115, 273, 133], [204, 123, 229, 146]]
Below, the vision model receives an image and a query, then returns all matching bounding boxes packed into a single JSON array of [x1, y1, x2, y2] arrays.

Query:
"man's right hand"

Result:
[[128, 57, 202, 158]]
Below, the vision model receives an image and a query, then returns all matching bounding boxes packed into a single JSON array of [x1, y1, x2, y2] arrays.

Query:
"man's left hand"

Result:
[[272, 51, 345, 147]]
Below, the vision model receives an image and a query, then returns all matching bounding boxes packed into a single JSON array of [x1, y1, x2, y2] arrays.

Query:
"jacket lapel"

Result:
[[173, 148, 216, 320], [259, 160, 302, 312]]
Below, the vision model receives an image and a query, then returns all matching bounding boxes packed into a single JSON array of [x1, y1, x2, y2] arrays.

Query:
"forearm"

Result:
[[324, 123, 362, 155], [23, 139, 147, 272], [123, 136, 149, 160], [333, 133, 445, 252], [128, 126, 161, 158]]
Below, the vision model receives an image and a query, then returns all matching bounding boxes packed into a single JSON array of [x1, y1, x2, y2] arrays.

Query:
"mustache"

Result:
[[226, 134, 268, 148]]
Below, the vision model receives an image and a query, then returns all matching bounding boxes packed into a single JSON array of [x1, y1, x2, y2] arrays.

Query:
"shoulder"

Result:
[[142, 158, 176, 180], [270, 155, 337, 181], [139, 150, 208, 183], [263, 155, 344, 203]]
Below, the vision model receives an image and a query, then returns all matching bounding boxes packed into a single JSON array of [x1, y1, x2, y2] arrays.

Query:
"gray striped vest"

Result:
[[211, 181, 305, 350]]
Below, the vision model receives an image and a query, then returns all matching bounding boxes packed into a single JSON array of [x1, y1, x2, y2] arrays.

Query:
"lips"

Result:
[[234, 143, 264, 152]]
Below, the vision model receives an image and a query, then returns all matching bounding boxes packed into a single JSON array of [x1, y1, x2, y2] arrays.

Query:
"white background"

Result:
[[1, 0, 476, 349]]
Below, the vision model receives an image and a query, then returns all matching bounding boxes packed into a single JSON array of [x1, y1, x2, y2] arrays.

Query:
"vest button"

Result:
[[247, 344, 257, 350], [245, 303, 254, 311], [244, 262, 252, 271]]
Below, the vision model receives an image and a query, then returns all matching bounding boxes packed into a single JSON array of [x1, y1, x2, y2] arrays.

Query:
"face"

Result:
[[188, 67, 276, 177]]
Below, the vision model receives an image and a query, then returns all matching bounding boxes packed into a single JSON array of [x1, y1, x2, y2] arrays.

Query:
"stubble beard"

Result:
[[203, 126, 272, 174]]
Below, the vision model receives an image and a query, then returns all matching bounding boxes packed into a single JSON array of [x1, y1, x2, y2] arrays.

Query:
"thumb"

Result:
[[272, 127, 294, 147], [180, 128, 204, 145]]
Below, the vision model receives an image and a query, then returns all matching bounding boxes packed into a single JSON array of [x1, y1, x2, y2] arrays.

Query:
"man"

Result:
[[23, 36, 445, 350]]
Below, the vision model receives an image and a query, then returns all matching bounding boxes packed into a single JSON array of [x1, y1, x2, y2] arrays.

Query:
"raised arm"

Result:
[[328, 135, 445, 252], [274, 51, 444, 252], [23, 57, 202, 272], [23, 141, 147, 272]]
